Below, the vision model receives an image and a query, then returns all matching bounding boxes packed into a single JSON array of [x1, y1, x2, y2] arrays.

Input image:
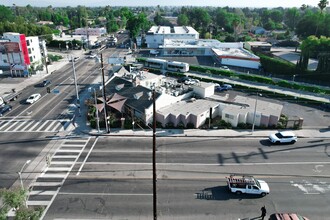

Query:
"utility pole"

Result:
[[152, 89, 157, 220], [252, 93, 261, 134], [101, 53, 110, 133]]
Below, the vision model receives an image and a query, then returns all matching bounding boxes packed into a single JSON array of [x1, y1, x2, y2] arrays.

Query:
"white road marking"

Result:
[[58, 192, 152, 196], [76, 137, 99, 176], [81, 161, 330, 166]]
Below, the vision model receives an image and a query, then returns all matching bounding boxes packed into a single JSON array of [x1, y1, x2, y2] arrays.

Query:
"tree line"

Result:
[[0, 2, 329, 73]]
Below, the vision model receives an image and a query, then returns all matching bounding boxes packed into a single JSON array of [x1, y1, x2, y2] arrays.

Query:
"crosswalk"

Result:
[[0, 119, 70, 132], [27, 137, 91, 210]]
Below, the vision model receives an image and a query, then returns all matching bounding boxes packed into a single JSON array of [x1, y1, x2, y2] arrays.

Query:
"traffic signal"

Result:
[[46, 87, 51, 93]]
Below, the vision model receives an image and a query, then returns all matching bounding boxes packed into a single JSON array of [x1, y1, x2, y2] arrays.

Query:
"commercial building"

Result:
[[73, 27, 107, 36], [0, 32, 45, 76], [145, 26, 199, 48], [145, 26, 261, 69], [104, 67, 282, 128]]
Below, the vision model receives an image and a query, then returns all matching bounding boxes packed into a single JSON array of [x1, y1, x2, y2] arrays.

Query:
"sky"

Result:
[[2, 0, 320, 8]]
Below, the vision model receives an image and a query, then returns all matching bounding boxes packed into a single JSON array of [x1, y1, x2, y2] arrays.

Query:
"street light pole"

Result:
[[71, 56, 81, 116], [18, 159, 31, 207], [18, 160, 31, 190], [251, 93, 261, 134]]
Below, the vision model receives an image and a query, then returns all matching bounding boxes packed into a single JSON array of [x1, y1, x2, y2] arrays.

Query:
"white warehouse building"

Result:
[[145, 26, 199, 48]]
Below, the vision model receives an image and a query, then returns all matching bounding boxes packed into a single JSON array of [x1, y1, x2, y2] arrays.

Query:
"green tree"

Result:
[[0, 5, 14, 22], [177, 14, 189, 26], [126, 12, 151, 38], [297, 35, 319, 70], [318, 0, 329, 14], [284, 7, 300, 30], [269, 9, 284, 23]]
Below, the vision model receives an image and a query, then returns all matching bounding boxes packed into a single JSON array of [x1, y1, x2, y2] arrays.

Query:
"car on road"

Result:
[[26, 93, 41, 104], [221, 66, 230, 71], [88, 54, 97, 59], [268, 131, 297, 144], [150, 49, 160, 55], [215, 84, 233, 92], [40, 79, 51, 87], [268, 213, 309, 220], [0, 104, 12, 117]]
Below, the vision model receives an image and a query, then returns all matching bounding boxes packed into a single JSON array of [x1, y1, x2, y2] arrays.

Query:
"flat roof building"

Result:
[[145, 26, 199, 48]]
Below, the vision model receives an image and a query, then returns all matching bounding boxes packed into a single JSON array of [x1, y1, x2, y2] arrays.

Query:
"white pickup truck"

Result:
[[226, 175, 270, 197]]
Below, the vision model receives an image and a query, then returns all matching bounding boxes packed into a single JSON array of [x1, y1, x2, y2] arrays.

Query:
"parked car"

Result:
[[177, 76, 191, 83], [150, 50, 159, 55], [184, 78, 199, 85], [40, 79, 51, 87], [215, 84, 233, 92], [26, 93, 41, 104], [221, 66, 230, 71], [0, 104, 12, 117], [269, 213, 309, 220], [268, 131, 297, 144]]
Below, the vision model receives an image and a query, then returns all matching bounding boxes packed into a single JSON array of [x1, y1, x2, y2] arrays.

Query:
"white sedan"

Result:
[[268, 131, 297, 144], [26, 93, 41, 104]]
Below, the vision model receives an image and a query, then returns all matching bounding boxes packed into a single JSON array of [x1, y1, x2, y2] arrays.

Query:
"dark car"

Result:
[[215, 84, 233, 92], [177, 76, 191, 83], [0, 104, 12, 117], [41, 79, 51, 87]]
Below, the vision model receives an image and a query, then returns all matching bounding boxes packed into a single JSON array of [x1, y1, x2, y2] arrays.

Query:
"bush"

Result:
[[90, 118, 96, 129], [237, 123, 250, 129], [186, 122, 195, 129], [177, 121, 185, 129], [165, 122, 175, 129]]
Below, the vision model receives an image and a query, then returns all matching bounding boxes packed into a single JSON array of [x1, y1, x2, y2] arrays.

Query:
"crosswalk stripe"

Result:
[[3, 121, 20, 131], [52, 155, 77, 159], [51, 161, 74, 165], [26, 137, 91, 214], [45, 120, 57, 131], [28, 120, 43, 131], [11, 121, 29, 131], [46, 167, 71, 172], [0, 121, 7, 127], [19, 120, 35, 130], [26, 201, 51, 206], [30, 182, 62, 187], [29, 190, 57, 196], [0, 119, 70, 132], [57, 149, 81, 153], [41, 173, 67, 178]]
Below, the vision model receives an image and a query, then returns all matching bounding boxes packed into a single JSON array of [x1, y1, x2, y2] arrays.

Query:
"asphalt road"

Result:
[[42, 136, 330, 220], [0, 55, 104, 188]]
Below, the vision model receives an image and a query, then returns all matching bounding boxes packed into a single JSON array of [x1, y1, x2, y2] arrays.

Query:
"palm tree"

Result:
[[300, 4, 307, 11], [315, 0, 329, 36], [318, 0, 329, 14]]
